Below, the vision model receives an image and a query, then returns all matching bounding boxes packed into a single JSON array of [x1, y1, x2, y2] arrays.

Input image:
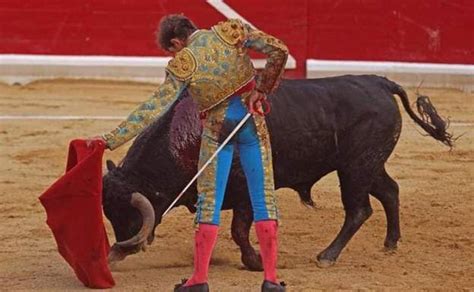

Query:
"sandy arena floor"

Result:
[[0, 79, 472, 291]]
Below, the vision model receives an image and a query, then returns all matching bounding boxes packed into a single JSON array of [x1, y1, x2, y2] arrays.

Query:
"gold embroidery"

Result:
[[166, 48, 197, 81], [195, 101, 228, 225], [165, 19, 287, 112], [185, 29, 255, 112], [212, 19, 246, 46]]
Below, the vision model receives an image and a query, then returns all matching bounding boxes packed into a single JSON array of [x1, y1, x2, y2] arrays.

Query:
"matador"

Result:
[[94, 14, 288, 292]]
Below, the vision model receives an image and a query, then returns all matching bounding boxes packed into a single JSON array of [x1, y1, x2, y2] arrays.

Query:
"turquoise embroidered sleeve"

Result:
[[242, 23, 289, 94], [103, 75, 185, 150]]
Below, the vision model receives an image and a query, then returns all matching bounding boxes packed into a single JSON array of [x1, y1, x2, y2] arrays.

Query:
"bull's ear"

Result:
[[106, 160, 117, 171]]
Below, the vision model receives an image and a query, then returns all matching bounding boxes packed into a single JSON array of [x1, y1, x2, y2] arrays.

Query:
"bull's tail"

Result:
[[386, 79, 454, 147]]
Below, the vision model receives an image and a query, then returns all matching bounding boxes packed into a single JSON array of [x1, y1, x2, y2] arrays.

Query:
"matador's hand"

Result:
[[247, 90, 267, 115], [86, 136, 107, 149]]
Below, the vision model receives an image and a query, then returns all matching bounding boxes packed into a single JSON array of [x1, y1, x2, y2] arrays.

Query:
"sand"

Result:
[[0, 79, 472, 291]]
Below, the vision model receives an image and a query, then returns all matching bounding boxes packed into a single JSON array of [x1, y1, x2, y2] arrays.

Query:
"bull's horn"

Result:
[[114, 192, 155, 248]]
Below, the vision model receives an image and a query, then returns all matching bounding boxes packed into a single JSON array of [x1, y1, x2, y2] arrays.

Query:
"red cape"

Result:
[[39, 139, 115, 289]]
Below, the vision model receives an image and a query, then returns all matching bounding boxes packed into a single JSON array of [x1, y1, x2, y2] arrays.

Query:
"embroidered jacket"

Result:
[[103, 19, 288, 150]]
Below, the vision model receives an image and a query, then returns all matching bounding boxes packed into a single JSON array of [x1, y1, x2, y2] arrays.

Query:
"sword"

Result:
[[162, 112, 252, 217]]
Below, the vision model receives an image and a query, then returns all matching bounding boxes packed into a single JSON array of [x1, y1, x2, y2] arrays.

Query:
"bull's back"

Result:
[[267, 75, 401, 188]]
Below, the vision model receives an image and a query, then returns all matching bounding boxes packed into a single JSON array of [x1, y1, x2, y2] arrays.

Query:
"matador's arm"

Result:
[[242, 22, 289, 94], [102, 75, 185, 150]]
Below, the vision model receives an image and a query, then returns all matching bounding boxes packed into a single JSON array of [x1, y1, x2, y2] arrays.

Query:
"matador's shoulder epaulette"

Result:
[[166, 48, 197, 81], [212, 19, 246, 46]]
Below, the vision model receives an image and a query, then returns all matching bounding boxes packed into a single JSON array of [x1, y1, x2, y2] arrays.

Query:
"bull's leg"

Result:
[[370, 168, 400, 250], [316, 170, 373, 267], [231, 205, 263, 271]]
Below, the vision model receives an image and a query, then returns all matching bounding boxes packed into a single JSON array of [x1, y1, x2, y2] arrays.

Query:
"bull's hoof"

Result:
[[384, 239, 399, 251], [382, 245, 398, 254], [316, 258, 335, 268], [316, 251, 337, 268], [242, 252, 263, 271], [316, 250, 339, 268]]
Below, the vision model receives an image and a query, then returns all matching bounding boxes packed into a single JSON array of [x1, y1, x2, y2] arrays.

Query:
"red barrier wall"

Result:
[[307, 0, 474, 64], [0, 1, 225, 55], [1, 0, 473, 77]]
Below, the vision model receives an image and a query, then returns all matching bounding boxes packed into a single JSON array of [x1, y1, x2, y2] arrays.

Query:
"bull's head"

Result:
[[102, 160, 156, 263]]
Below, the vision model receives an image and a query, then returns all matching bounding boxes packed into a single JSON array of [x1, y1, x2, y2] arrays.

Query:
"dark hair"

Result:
[[156, 14, 197, 51]]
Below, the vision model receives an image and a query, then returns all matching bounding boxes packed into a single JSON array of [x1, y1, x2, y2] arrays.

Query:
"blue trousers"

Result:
[[195, 95, 278, 225]]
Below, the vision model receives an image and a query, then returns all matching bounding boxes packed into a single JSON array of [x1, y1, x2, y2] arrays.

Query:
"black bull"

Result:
[[103, 75, 452, 270]]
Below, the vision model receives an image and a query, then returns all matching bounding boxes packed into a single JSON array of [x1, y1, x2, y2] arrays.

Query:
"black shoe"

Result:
[[261, 280, 286, 292], [174, 279, 209, 292]]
